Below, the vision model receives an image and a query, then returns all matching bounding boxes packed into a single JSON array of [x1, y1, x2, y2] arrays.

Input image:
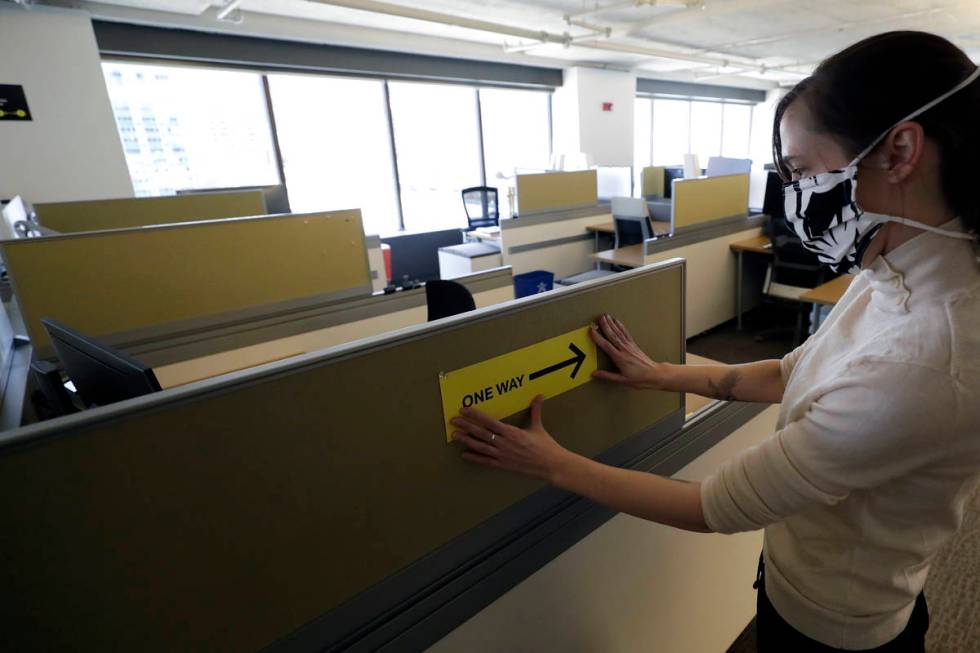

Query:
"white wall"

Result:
[[429, 405, 779, 653], [0, 5, 132, 204], [552, 67, 635, 167]]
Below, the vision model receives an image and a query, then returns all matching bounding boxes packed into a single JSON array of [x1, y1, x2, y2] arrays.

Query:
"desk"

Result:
[[586, 222, 615, 252], [591, 244, 644, 269], [800, 274, 853, 330], [729, 235, 773, 330], [465, 229, 502, 244]]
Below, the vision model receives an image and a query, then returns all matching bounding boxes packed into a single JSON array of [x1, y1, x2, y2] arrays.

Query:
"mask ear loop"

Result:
[[847, 65, 980, 167]]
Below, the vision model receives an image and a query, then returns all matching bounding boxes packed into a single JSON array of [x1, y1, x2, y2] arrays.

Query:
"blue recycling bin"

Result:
[[514, 270, 555, 298]]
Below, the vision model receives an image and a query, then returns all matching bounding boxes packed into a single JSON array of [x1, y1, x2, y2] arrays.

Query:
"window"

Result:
[[388, 82, 483, 232], [650, 99, 690, 166], [648, 96, 755, 168], [267, 74, 400, 236], [721, 103, 753, 159], [633, 97, 652, 193], [479, 87, 552, 219], [690, 101, 723, 170], [102, 61, 279, 197]]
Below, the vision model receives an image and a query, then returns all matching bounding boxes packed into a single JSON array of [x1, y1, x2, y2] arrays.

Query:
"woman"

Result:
[[450, 31, 980, 652]]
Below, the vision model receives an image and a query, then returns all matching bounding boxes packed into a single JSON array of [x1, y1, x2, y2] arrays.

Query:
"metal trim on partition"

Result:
[[122, 266, 514, 367], [93, 21, 563, 89], [500, 205, 607, 228], [364, 235, 382, 248], [507, 232, 594, 255], [645, 214, 766, 256]]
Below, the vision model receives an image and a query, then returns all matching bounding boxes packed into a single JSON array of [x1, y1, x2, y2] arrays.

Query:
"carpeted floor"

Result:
[[687, 305, 799, 365]]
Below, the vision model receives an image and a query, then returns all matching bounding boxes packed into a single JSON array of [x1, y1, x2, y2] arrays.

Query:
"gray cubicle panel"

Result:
[[0, 260, 685, 652]]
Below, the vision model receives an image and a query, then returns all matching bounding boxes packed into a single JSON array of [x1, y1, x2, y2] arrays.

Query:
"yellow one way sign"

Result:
[[439, 326, 597, 442]]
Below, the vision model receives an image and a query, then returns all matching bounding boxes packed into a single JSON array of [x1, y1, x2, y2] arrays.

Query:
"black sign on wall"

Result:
[[0, 85, 32, 121]]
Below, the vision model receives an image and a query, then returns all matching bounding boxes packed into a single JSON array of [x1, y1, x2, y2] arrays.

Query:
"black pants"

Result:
[[754, 554, 929, 652]]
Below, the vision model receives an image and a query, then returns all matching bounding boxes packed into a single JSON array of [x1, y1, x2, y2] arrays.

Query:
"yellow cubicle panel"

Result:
[[33, 190, 267, 233], [1, 210, 370, 353], [641, 166, 666, 197], [0, 261, 684, 652], [516, 170, 598, 214], [672, 173, 750, 229]]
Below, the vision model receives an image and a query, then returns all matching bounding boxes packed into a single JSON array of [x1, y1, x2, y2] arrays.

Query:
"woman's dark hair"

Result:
[[772, 31, 980, 236]]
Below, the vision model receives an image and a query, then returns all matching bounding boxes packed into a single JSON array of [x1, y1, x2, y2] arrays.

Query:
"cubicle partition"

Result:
[[641, 166, 666, 198], [503, 170, 609, 278], [515, 170, 597, 215], [1, 210, 371, 358], [641, 172, 761, 336], [33, 190, 268, 233], [140, 266, 516, 389], [670, 173, 750, 231], [0, 260, 686, 652]]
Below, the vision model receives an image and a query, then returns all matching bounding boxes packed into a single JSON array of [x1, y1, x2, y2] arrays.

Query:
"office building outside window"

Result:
[[479, 87, 552, 219], [102, 61, 279, 197], [650, 98, 691, 167], [267, 74, 401, 236], [388, 81, 484, 232]]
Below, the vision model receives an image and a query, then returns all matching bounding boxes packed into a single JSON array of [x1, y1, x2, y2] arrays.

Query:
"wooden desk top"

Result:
[[799, 274, 854, 306], [730, 235, 772, 255], [591, 244, 645, 269]]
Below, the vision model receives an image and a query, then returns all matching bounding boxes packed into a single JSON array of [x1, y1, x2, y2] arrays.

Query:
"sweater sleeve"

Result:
[[779, 341, 808, 387], [701, 358, 958, 534]]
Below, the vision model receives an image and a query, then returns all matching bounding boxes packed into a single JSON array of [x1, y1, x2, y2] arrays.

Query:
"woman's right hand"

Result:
[[590, 314, 669, 390]]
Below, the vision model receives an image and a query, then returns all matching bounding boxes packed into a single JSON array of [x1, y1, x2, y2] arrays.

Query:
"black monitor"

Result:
[[381, 228, 465, 285], [41, 318, 161, 408], [663, 166, 685, 199], [762, 171, 785, 219], [177, 185, 291, 215]]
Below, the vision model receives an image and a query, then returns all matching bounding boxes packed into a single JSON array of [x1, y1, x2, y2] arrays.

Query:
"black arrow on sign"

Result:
[[529, 343, 587, 381]]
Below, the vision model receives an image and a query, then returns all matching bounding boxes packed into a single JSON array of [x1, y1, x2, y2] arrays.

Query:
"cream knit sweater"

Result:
[[701, 219, 980, 649]]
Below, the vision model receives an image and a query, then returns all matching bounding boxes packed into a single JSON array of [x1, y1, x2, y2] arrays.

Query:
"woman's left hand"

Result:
[[450, 395, 573, 483]]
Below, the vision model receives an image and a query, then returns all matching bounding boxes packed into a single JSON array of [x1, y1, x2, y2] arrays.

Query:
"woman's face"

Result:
[[778, 99, 851, 181]]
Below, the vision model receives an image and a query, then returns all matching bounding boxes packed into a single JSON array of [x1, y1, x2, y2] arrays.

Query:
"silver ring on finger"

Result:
[[489, 432, 497, 443]]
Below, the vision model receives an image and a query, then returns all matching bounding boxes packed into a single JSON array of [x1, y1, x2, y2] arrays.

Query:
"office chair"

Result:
[[755, 214, 831, 345], [461, 186, 499, 230], [611, 197, 653, 249], [425, 280, 476, 321]]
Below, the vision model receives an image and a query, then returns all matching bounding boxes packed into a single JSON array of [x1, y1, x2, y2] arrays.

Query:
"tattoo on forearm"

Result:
[[707, 370, 740, 401]]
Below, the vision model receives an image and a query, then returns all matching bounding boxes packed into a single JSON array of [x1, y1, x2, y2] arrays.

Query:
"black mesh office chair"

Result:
[[461, 187, 499, 229], [756, 214, 832, 345], [425, 280, 476, 321]]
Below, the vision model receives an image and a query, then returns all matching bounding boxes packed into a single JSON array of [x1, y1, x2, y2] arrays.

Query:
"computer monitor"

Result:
[[706, 156, 752, 177], [663, 166, 685, 199], [41, 318, 161, 408], [762, 171, 786, 219], [177, 185, 290, 215], [381, 228, 465, 286]]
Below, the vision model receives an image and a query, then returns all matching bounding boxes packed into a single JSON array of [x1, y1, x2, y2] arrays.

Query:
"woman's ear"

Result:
[[882, 121, 925, 184]]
